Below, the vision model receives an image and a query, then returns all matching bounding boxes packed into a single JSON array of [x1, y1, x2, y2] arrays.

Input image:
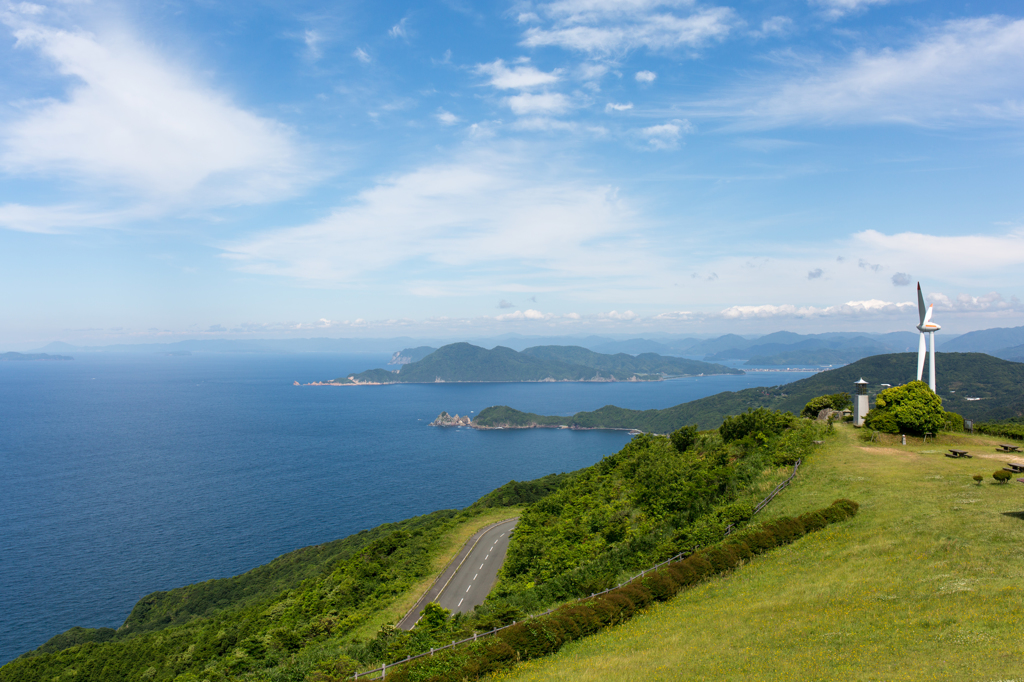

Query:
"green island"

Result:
[[5, 368, 1023, 681], [324, 343, 742, 384], [473, 352, 1024, 431], [0, 352, 73, 361]]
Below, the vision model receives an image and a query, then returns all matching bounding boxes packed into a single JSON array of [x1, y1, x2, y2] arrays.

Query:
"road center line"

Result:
[[485, 554, 489, 560], [458, 598, 464, 607], [466, 585, 471, 592], [479, 564, 484, 569]]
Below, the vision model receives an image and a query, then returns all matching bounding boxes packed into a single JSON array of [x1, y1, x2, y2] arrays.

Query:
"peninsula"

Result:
[[0, 352, 73, 361], [318, 342, 742, 385]]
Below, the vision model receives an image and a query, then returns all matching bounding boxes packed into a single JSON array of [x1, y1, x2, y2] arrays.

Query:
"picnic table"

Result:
[[946, 449, 972, 459], [997, 444, 1021, 452], [1004, 462, 1024, 474]]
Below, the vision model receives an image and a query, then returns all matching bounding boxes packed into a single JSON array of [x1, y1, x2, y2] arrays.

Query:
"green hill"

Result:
[[475, 353, 1024, 431], [339, 343, 740, 383]]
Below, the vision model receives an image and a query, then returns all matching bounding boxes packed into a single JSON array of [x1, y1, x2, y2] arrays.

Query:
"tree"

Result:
[[719, 408, 794, 443], [669, 424, 699, 453], [419, 602, 451, 632], [801, 393, 852, 418], [864, 381, 944, 436]]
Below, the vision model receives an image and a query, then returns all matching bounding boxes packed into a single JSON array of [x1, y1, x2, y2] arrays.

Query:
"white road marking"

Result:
[[466, 585, 472, 592], [473, 573, 478, 580], [458, 598, 464, 607], [485, 555, 489, 560], [480, 564, 484, 570], [500, 533, 505, 537], [490, 546, 494, 551]]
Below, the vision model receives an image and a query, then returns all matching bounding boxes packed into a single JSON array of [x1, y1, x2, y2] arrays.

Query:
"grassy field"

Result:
[[495, 426, 1024, 682]]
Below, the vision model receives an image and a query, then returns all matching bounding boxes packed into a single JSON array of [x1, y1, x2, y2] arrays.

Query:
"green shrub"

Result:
[[943, 411, 965, 433], [720, 408, 795, 443], [801, 393, 852, 418], [864, 409, 899, 434], [972, 474, 983, 485], [993, 470, 1012, 484], [868, 381, 945, 436], [669, 425, 699, 453]]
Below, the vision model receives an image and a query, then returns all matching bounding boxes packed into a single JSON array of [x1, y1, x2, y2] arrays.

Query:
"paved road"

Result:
[[398, 518, 517, 630]]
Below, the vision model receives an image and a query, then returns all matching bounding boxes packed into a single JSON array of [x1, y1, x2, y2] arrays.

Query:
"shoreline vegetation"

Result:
[[312, 342, 744, 386], [442, 353, 1024, 432]]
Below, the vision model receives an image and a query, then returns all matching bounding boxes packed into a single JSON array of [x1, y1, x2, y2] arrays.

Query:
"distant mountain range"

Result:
[[337, 343, 742, 384], [24, 325, 1024, 368], [473, 352, 1024, 431]]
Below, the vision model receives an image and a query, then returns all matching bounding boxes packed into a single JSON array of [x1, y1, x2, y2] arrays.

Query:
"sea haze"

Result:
[[0, 353, 816, 664]]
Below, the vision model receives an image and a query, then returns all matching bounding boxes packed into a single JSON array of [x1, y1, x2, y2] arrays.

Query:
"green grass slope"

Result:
[[503, 426, 1024, 682], [477, 353, 1024, 431]]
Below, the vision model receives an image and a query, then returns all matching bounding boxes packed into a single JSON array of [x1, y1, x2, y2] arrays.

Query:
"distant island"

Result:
[[0, 352, 73, 362], [312, 342, 743, 385], [467, 352, 1024, 431]]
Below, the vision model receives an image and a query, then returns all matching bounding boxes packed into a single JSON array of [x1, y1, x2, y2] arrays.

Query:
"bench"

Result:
[[946, 449, 971, 459], [997, 444, 1021, 452]]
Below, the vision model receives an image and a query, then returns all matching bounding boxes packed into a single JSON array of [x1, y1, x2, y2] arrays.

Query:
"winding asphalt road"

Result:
[[398, 518, 518, 630]]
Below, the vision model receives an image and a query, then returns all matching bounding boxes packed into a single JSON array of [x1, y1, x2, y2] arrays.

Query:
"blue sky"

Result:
[[1, 0, 1023, 348]]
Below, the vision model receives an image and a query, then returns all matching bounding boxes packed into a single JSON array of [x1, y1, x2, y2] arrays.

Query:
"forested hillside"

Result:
[[475, 353, 1024, 431]]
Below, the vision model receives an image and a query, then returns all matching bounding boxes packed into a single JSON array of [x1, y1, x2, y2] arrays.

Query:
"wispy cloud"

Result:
[[606, 102, 634, 112], [638, 119, 694, 149], [436, 109, 460, 125], [506, 92, 571, 115], [388, 18, 409, 39], [0, 10, 308, 232], [521, 2, 736, 54], [716, 16, 1024, 128], [475, 59, 561, 89], [221, 149, 665, 291], [353, 47, 371, 63], [811, 0, 893, 20]]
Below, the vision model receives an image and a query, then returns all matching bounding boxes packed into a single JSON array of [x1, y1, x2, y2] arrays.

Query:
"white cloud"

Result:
[[521, 7, 735, 54], [518, 12, 542, 23], [353, 47, 371, 63], [639, 119, 694, 149], [303, 29, 323, 59], [725, 16, 1024, 128], [496, 308, 556, 321], [475, 59, 561, 90], [222, 150, 663, 290], [635, 70, 657, 82], [719, 299, 915, 319], [811, 0, 893, 20], [853, 228, 1024, 272], [512, 116, 576, 131], [753, 16, 793, 37], [389, 18, 408, 39], [601, 310, 639, 320], [506, 92, 571, 115], [929, 292, 1019, 313], [0, 15, 306, 219], [606, 102, 634, 112], [436, 109, 460, 125]]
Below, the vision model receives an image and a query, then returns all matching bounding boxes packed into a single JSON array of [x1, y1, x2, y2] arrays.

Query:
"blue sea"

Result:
[[0, 353, 816, 665]]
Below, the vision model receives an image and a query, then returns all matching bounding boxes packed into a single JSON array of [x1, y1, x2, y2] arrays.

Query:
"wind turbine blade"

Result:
[[924, 304, 934, 325], [917, 283, 926, 325], [917, 332, 927, 382]]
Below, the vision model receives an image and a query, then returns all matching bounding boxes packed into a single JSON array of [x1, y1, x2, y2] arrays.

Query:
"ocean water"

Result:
[[0, 353, 815, 664]]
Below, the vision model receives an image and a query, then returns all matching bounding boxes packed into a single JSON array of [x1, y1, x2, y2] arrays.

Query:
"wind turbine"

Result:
[[916, 282, 940, 392]]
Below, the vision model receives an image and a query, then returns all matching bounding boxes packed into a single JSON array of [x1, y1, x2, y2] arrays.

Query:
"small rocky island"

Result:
[[429, 411, 473, 427]]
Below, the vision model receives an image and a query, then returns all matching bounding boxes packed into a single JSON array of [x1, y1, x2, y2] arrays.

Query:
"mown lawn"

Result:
[[497, 427, 1024, 681]]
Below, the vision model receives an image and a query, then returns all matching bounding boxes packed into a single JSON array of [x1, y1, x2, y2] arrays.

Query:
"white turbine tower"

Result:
[[916, 282, 940, 392]]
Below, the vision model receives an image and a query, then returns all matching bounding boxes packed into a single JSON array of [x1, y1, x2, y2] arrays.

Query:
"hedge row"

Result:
[[385, 499, 859, 682]]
